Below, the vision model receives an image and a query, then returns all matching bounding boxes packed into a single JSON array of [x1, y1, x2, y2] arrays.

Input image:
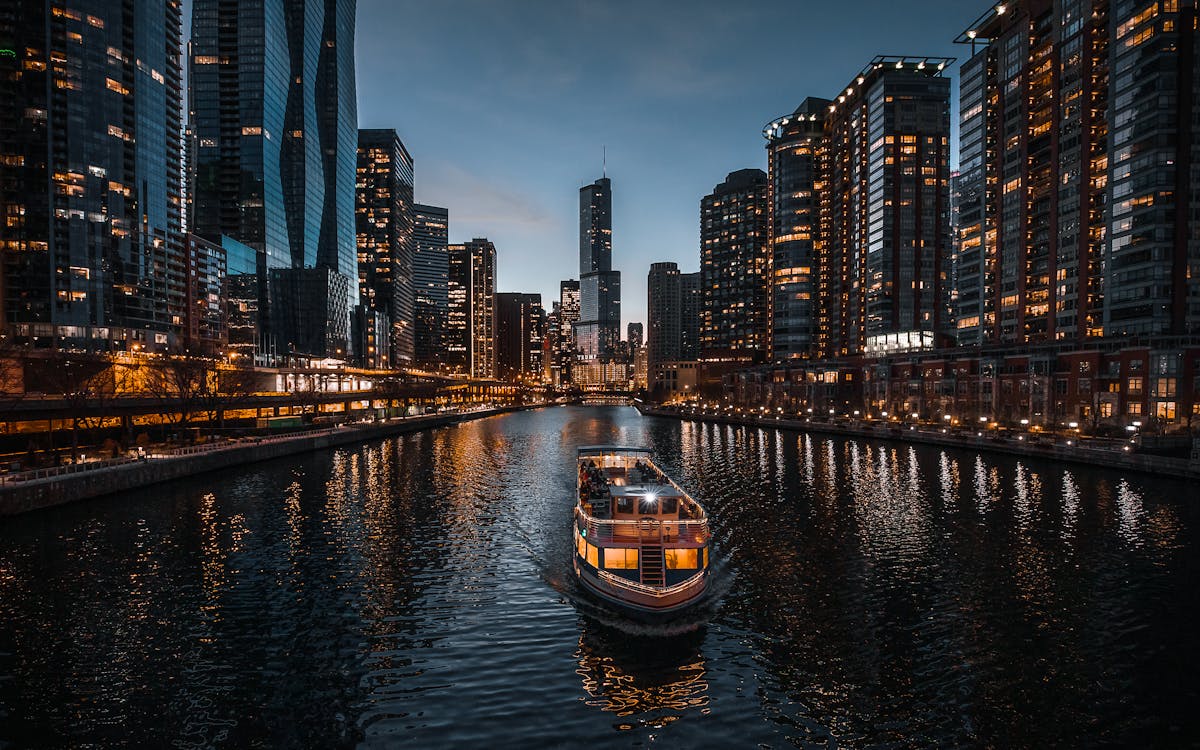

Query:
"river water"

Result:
[[0, 406, 1197, 748]]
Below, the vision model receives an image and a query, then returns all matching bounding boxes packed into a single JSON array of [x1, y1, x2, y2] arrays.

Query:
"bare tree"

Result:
[[34, 350, 114, 462]]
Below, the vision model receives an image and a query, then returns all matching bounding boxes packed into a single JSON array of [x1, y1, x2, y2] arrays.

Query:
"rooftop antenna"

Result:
[[602, 145, 606, 178]]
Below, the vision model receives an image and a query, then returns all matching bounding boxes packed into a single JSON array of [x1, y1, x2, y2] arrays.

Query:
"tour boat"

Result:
[[572, 445, 711, 619]]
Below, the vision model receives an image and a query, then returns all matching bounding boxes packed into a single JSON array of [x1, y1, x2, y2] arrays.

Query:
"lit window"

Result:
[[665, 548, 698, 570], [603, 548, 638, 570]]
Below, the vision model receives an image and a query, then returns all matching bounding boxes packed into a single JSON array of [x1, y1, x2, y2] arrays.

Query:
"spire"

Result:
[[602, 145, 606, 178]]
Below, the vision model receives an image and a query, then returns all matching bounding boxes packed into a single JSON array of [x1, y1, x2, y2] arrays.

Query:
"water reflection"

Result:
[[574, 621, 709, 728]]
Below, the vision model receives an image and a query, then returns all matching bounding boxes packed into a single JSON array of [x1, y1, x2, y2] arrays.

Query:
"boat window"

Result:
[[576, 530, 587, 558], [603, 547, 638, 570], [616, 497, 634, 514], [665, 548, 698, 570], [638, 497, 658, 515], [586, 542, 599, 569], [661, 497, 678, 515]]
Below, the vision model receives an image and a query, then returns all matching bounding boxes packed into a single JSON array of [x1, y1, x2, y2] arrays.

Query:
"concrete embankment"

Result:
[[0, 407, 529, 516], [638, 404, 1200, 481]]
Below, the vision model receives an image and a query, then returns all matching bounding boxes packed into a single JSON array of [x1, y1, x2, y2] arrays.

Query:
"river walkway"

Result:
[[0, 406, 534, 515], [638, 403, 1200, 481]]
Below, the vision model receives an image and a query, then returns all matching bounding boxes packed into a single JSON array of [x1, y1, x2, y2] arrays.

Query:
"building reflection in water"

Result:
[[573, 620, 709, 728]]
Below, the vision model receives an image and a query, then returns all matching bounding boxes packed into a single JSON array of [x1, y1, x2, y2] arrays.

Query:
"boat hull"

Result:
[[573, 556, 707, 621]]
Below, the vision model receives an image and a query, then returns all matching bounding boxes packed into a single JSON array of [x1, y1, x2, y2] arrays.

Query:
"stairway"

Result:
[[640, 544, 664, 587]]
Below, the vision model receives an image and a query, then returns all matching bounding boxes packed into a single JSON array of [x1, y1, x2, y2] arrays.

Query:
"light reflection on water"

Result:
[[0, 405, 1196, 748]]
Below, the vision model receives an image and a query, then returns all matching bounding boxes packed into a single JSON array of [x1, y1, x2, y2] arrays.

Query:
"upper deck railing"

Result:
[[574, 507, 709, 546]]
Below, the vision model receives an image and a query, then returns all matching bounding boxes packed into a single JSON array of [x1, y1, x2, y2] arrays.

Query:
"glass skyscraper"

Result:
[[412, 204, 449, 371], [356, 129, 414, 366], [189, 0, 358, 359], [1, 0, 185, 351], [575, 177, 621, 363]]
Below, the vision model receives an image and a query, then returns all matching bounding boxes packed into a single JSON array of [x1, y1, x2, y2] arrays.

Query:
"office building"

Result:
[[700, 169, 770, 364], [0, 0, 185, 351], [189, 0, 359, 359], [183, 234, 227, 354], [627, 322, 644, 349], [447, 239, 496, 378], [575, 177, 621, 364], [681, 271, 701, 361], [413, 204, 449, 370], [356, 129, 414, 366], [496, 293, 545, 382], [557, 279, 580, 382]]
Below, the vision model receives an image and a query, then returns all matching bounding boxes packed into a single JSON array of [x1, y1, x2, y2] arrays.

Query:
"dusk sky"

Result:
[[353, 0, 978, 328], [190, 1, 980, 328]]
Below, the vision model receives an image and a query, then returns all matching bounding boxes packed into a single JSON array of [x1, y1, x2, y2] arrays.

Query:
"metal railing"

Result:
[[597, 568, 706, 598], [0, 408, 505, 487], [575, 507, 709, 545]]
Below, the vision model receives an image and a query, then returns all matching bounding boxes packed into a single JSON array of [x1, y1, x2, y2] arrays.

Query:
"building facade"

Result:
[[447, 239, 496, 378], [1, 0, 186, 351], [954, 0, 1200, 343], [412, 204, 449, 371], [496, 292, 545, 382], [763, 97, 830, 362], [576, 177, 621, 364], [189, 0, 359, 359], [700, 169, 770, 364], [356, 129, 414, 366], [824, 57, 954, 358]]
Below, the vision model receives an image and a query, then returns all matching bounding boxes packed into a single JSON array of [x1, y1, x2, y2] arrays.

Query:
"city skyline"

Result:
[[348, 0, 974, 328]]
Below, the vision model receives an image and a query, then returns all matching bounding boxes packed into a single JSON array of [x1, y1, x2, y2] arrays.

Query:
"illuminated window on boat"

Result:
[[576, 529, 587, 558], [603, 548, 638, 570], [703, 548, 708, 568], [665, 548, 698, 570], [586, 542, 599, 568], [616, 497, 634, 514]]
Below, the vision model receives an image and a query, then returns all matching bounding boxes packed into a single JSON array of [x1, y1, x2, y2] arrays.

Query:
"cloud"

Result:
[[418, 161, 556, 230]]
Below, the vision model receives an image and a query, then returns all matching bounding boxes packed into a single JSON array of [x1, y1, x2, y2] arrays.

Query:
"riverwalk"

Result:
[[0, 406, 533, 515], [638, 403, 1200, 481]]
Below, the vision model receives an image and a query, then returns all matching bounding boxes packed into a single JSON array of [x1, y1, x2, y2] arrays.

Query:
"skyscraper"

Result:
[[763, 58, 952, 360], [356, 129, 414, 366], [627, 323, 644, 350], [1, 0, 185, 351], [575, 177, 621, 364], [680, 271, 701, 361], [556, 279, 580, 383], [496, 293, 545, 382], [955, 0, 1200, 342], [763, 97, 830, 362], [447, 239, 496, 378], [647, 262, 682, 385], [413, 204, 449, 371], [700, 169, 770, 364], [190, 0, 359, 359], [825, 57, 953, 357]]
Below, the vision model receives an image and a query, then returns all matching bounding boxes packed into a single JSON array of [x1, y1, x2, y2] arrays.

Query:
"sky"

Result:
[[194, 0, 984, 330]]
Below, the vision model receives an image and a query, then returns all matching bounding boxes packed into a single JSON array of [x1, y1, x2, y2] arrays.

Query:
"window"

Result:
[[576, 530, 586, 558], [1156, 402, 1176, 421], [586, 541, 599, 569], [1127, 377, 1143, 395], [603, 548, 638, 570], [1127, 402, 1143, 416], [665, 548, 698, 570], [1153, 378, 1176, 398]]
